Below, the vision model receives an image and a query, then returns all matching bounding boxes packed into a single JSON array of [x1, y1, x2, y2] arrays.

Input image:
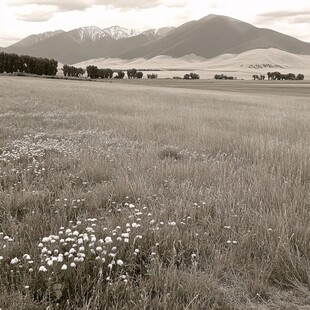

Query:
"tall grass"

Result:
[[0, 76, 310, 309]]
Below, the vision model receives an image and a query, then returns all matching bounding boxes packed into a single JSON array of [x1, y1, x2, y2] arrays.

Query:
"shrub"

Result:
[[136, 72, 143, 79], [147, 73, 158, 79], [115, 71, 125, 79], [158, 146, 182, 160]]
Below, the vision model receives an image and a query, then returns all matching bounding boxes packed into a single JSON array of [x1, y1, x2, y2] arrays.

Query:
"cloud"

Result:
[[8, 0, 93, 11], [7, 0, 187, 22], [15, 12, 55, 22], [209, 1, 219, 9], [257, 10, 310, 19], [8, 4, 58, 22], [7, 0, 185, 11], [292, 15, 310, 24]]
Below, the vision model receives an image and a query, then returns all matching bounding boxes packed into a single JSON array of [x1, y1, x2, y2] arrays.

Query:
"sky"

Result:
[[1, 0, 310, 47]]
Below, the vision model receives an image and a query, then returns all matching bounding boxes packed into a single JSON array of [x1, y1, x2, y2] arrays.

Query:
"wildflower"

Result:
[[61, 264, 68, 270], [105, 236, 112, 244], [70, 262, 76, 268], [39, 266, 47, 272], [11, 257, 19, 265], [117, 259, 124, 266]]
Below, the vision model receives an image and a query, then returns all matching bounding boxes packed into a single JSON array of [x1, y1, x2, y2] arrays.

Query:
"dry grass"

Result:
[[0, 76, 310, 309]]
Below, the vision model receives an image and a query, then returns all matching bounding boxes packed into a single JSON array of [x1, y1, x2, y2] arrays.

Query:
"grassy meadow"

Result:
[[0, 76, 310, 309]]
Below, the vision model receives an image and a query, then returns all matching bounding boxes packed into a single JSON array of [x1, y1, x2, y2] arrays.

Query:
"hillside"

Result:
[[116, 15, 310, 59], [74, 48, 310, 79]]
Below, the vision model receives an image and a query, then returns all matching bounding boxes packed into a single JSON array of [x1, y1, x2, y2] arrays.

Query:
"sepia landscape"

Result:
[[1, 1, 310, 309]]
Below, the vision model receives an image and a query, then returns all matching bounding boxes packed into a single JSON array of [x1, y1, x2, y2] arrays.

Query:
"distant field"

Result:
[[113, 78, 310, 97], [1, 76, 310, 309]]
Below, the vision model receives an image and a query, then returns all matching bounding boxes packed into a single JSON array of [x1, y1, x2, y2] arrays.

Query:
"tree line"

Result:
[[184, 72, 200, 80], [214, 74, 235, 80], [84, 65, 144, 79], [266, 72, 304, 80], [62, 65, 85, 77], [0, 52, 58, 76]]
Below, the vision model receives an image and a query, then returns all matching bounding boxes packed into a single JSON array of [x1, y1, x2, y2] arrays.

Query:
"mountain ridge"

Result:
[[3, 14, 310, 64]]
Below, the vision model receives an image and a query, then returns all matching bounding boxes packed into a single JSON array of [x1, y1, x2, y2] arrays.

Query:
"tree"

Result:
[[115, 71, 125, 79], [189, 72, 200, 79], [136, 71, 143, 79], [127, 68, 137, 79], [62, 64, 69, 77], [183, 74, 190, 80], [86, 65, 99, 79], [297, 73, 305, 80], [0, 52, 58, 76]]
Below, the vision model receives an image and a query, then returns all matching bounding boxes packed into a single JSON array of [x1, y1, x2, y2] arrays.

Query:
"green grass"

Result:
[[0, 76, 310, 309]]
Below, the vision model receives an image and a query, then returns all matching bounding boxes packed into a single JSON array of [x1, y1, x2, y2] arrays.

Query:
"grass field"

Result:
[[1, 76, 310, 309]]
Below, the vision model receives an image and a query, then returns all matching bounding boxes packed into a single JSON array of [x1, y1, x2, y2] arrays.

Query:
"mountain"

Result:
[[6, 30, 64, 53], [115, 14, 310, 59], [103, 26, 141, 40], [142, 27, 175, 39], [4, 14, 310, 64], [4, 26, 174, 64]]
